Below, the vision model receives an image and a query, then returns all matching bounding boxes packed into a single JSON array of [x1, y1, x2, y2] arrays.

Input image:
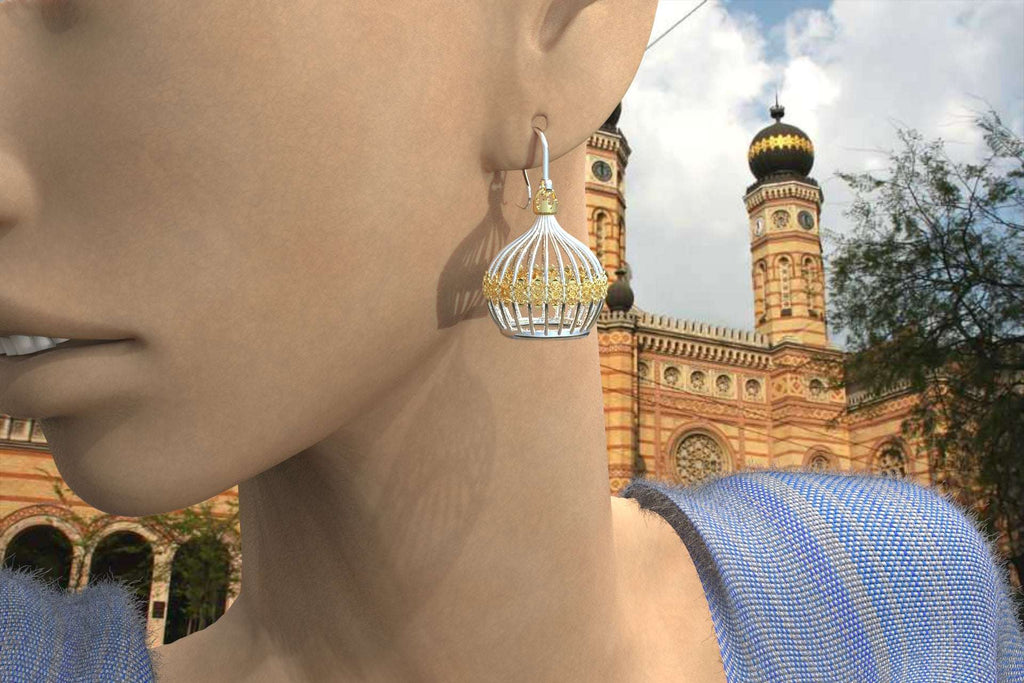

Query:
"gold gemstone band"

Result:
[[482, 266, 610, 307]]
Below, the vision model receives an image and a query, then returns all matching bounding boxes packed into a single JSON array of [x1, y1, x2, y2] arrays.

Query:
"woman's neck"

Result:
[[150, 145, 651, 681], [223, 324, 633, 680]]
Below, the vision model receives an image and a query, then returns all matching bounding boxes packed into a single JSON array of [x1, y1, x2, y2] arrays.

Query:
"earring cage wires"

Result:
[[481, 127, 609, 339]]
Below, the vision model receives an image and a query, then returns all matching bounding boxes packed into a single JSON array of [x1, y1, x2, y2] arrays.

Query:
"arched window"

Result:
[[618, 216, 625, 264], [593, 212, 608, 259], [2, 525, 74, 591], [89, 531, 154, 622], [802, 256, 819, 314], [675, 432, 728, 486], [778, 257, 792, 312], [876, 443, 907, 479], [164, 537, 231, 644], [754, 261, 767, 322], [808, 451, 831, 471]]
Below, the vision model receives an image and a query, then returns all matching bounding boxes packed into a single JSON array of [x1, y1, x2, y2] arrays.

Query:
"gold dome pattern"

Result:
[[747, 102, 815, 180], [748, 134, 814, 160]]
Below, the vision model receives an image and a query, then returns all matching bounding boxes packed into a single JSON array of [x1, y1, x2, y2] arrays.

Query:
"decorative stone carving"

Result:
[[638, 362, 649, 380], [675, 433, 726, 486], [664, 366, 680, 386], [808, 378, 826, 398], [715, 374, 732, 394], [744, 378, 762, 399], [689, 370, 706, 392]]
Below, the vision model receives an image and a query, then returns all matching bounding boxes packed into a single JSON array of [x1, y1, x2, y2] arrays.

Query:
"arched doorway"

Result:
[[89, 530, 154, 621], [2, 525, 74, 591], [164, 537, 231, 644]]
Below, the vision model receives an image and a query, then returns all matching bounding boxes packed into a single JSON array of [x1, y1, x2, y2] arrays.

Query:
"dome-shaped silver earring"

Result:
[[482, 127, 609, 339]]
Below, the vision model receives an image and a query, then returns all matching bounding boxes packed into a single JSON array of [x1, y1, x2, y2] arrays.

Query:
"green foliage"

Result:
[[828, 111, 1024, 584], [88, 530, 154, 614], [139, 499, 241, 639]]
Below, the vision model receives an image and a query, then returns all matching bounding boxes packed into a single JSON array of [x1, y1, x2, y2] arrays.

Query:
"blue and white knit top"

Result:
[[619, 469, 1024, 682], [0, 566, 155, 681], [2, 469, 1023, 681]]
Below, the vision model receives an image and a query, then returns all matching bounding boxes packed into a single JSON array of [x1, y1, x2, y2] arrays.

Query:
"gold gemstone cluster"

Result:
[[533, 186, 558, 215], [482, 266, 610, 307]]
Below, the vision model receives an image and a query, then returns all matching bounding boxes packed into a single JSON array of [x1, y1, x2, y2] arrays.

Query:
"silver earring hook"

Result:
[[534, 126, 552, 189], [516, 126, 552, 209], [517, 169, 532, 209]]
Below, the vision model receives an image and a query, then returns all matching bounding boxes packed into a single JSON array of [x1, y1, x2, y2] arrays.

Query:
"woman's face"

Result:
[[0, 0, 494, 514]]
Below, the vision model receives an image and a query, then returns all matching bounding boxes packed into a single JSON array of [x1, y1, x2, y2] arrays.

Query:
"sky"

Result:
[[618, 0, 1024, 348]]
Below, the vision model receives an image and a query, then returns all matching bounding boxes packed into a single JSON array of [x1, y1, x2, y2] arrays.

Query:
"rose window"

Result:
[[675, 433, 726, 486]]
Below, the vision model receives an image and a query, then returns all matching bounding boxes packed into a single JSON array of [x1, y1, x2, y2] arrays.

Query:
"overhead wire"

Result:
[[645, 0, 710, 52]]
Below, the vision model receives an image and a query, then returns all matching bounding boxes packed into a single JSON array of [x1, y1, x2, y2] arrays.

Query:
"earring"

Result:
[[482, 127, 609, 339]]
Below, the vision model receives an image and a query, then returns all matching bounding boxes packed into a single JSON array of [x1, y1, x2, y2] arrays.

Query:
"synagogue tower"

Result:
[[745, 101, 828, 347]]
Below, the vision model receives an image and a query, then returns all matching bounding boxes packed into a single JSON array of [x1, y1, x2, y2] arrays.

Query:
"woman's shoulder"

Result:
[[0, 565, 157, 682], [619, 469, 1024, 681]]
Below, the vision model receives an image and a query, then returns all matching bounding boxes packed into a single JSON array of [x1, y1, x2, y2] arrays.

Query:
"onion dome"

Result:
[[600, 102, 622, 133], [481, 128, 608, 339], [606, 265, 634, 312], [747, 102, 814, 180]]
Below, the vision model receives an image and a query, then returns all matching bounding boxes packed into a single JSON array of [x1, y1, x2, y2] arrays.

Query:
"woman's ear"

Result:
[[479, 0, 659, 173]]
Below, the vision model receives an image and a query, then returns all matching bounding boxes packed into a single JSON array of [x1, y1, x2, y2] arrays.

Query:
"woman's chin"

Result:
[[50, 455, 203, 518]]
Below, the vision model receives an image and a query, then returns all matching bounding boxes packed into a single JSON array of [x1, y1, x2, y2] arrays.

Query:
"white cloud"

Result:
[[618, 0, 1024, 344]]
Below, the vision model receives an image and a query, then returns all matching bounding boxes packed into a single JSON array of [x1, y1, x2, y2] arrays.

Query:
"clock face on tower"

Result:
[[591, 160, 613, 182], [798, 210, 815, 230], [772, 210, 790, 230]]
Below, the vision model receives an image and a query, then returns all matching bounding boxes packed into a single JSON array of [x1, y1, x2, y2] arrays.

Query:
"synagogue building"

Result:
[[591, 102, 923, 494]]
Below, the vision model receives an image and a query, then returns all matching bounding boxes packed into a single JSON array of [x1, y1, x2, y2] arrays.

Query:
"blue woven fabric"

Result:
[[3, 469, 1023, 681], [620, 469, 1024, 682], [0, 565, 155, 682]]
